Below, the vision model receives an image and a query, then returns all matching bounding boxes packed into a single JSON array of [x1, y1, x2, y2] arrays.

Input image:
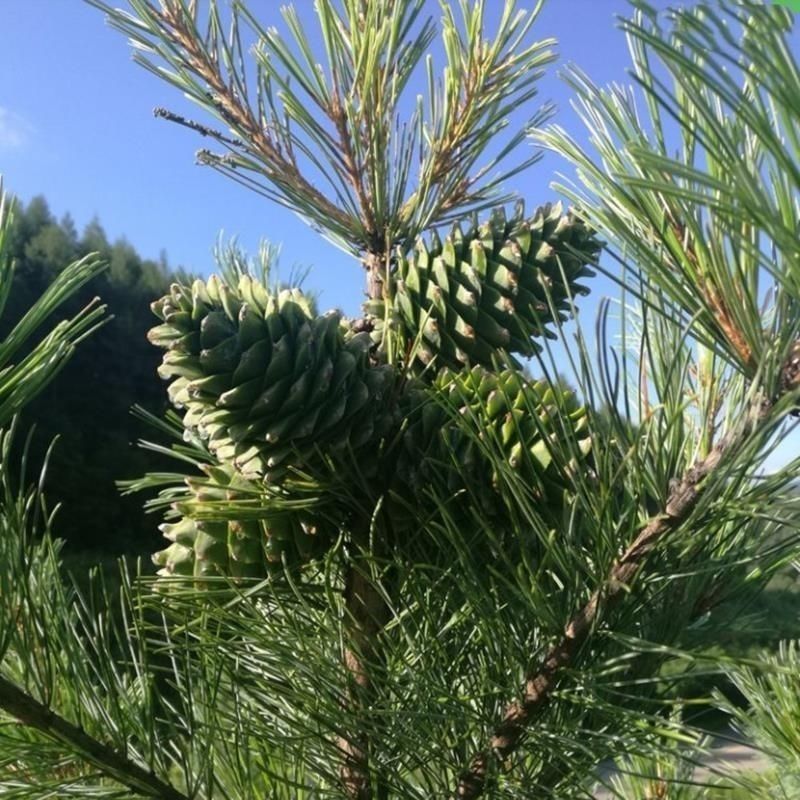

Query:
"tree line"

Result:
[[1, 195, 186, 553]]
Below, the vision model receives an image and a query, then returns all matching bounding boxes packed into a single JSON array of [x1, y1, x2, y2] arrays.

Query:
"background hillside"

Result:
[[1, 194, 186, 553]]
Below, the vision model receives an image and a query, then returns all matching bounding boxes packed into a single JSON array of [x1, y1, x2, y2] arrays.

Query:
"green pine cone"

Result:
[[397, 366, 591, 513], [367, 202, 600, 372], [152, 462, 334, 590], [149, 274, 397, 482]]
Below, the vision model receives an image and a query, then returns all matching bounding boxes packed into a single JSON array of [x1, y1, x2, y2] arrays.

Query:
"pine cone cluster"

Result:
[[147, 205, 600, 587]]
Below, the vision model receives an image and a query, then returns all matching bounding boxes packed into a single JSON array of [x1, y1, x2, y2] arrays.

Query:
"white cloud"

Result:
[[0, 107, 33, 150]]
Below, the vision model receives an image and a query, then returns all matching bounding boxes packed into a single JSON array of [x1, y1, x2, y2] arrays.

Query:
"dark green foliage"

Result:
[[0, 195, 184, 553]]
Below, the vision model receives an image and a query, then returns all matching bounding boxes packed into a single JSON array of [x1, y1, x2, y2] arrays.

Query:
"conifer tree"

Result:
[[1, 2, 799, 799]]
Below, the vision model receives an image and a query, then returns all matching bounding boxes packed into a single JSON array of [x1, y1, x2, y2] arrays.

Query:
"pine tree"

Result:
[[1, 2, 800, 799]]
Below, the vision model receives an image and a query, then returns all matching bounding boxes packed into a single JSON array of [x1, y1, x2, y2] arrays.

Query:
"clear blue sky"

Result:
[[1, 0, 797, 467]]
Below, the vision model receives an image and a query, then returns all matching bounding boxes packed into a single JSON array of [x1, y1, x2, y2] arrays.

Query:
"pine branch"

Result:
[[454, 391, 775, 799], [334, 489, 396, 800], [336, 242, 392, 799], [0, 676, 189, 800], [149, 2, 353, 235], [91, 1, 554, 257], [339, 562, 388, 800]]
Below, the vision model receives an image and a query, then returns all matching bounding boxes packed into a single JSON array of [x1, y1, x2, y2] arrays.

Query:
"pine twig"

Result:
[[153, 3, 352, 234], [454, 392, 775, 799], [0, 675, 189, 800], [339, 562, 387, 800], [153, 106, 244, 148]]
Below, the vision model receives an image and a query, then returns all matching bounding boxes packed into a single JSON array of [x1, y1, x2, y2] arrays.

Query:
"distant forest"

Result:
[[1, 195, 189, 554]]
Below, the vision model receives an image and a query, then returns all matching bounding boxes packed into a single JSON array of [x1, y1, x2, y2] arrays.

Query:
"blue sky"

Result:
[[1, 0, 798, 467]]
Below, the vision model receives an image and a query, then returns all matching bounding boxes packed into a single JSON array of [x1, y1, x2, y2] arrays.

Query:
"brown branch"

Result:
[[329, 70, 393, 792], [0, 675, 189, 800], [363, 250, 388, 306], [703, 280, 754, 371], [454, 394, 774, 799]]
